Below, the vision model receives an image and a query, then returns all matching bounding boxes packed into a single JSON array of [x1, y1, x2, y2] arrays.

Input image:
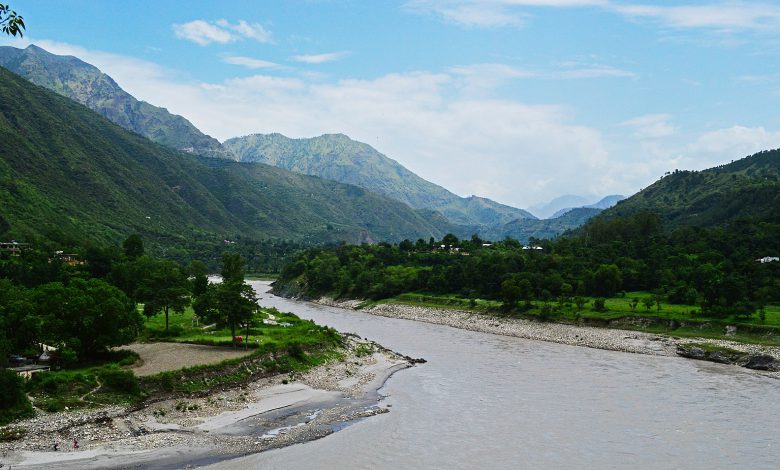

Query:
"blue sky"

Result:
[[4, 0, 780, 209]]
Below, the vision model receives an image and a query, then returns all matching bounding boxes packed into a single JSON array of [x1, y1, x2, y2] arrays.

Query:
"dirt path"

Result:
[[123, 343, 253, 377]]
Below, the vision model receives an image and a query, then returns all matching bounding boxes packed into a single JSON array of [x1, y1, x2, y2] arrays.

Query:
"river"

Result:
[[209, 281, 780, 469]]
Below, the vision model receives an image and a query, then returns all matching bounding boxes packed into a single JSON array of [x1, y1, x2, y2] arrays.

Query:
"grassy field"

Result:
[[25, 350, 142, 413], [12, 305, 343, 420], [379, 292, 780, 346], [137, 306, 342, 394], [139, 306, 338, 350]]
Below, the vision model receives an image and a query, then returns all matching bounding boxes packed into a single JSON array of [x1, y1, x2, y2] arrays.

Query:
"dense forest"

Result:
[[0, 235, 264, 423], [275, 212, 780, 318]]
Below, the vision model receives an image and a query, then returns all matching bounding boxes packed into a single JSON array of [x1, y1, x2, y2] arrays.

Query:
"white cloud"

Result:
[[217, 19, 273, 43], [173, 19, 272, 46], [621, 114, 676, 139], [687, 125, 780, 159], [613, 3, 780, 31], [222, 56, 281, 69], [290, 51, 349, 64], [404, 0, 606, 27], [407, 1, 780, 35], [448, 62, 635, 92], [555, 65, 636, 79]]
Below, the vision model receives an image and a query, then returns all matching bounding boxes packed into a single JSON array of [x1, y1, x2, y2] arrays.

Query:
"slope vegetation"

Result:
[[224, 133, 536, 226], [0, 44, 231, 159], [598, 150, 780, 227], [0, 67, 454, 248]]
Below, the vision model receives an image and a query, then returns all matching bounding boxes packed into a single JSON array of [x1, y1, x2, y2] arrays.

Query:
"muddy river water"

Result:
[[208, 282, 780, 469]]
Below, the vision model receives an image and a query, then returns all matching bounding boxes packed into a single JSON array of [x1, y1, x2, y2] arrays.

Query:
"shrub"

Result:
[[593, 298, 607, 312], [0, 369, 34, 425], [98, 367, 140, 395]]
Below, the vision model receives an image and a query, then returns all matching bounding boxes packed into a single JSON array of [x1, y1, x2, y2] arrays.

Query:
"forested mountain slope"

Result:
[[223, 133, 537, 226], [0, 67, 456, 248], [0, 44, 232, 159], [598, 150, 780, 227]]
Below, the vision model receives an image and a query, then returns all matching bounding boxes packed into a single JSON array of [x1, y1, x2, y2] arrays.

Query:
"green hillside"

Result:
[[0, 66, 456, 249], [223, 133, 537, 226], [0, 44, 232, 159], [598, 149, 780, 227]]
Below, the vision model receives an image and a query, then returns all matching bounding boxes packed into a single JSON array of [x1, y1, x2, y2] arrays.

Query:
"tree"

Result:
[[0, 4, 24, 37], [0, 369, 33, 424], [653, 293, 663, 312], [642, 297, 654, 311], [34, 279, 142, 360], [217, 281, 258, 347], [187, 260, 209, 298], [221, 252, 245, 283], [198, 254, 258, 346], [500, 279, 522, 311], [137, 260, 190, 334], [122, 234, 144, 260], [593, 264, 623, 297], [629, 297, 639, 312], [442, 233, 459, 246]]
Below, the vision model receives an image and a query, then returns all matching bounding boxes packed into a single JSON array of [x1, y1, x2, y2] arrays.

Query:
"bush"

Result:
[[98, 367, 140, 395], [0, 369, 34, 425], [593, 298, 607, 312]]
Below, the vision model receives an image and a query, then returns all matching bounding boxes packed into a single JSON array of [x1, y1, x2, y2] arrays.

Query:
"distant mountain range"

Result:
[[0, 44, 663, 246], [223, 133, 537, 227], [597, 150, 780, 227], [530, 194, 624, 219], [0, 45, 233, 159], [548, 195, 625, 219], [0, 66, 458, 248], [484, 207, 602, 241]]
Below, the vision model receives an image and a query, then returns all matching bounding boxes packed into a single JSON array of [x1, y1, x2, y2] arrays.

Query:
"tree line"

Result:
[[0, 234, 257, 367], [276, 212, 780, 318]]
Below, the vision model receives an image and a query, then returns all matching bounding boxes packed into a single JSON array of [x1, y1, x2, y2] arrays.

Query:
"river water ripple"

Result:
[[210, 282, 780, 469]]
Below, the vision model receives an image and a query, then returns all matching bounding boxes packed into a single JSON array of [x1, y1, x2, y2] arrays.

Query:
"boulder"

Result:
[[743, 354, 780, 371]]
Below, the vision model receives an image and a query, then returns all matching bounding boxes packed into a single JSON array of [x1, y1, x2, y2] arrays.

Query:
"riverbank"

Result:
[[0, 336, 411, 469], [316, 297, 780, 374]]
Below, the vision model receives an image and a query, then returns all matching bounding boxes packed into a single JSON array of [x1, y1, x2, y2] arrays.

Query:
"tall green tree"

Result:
[[213, 252, 257, 346], [123, 234, 144, 260], [221, 252, 245, 283], [187, 259, 209, 298], [34, 278, 142, 360], [137, 260, 190, 333], [217, 281, 257, 347]]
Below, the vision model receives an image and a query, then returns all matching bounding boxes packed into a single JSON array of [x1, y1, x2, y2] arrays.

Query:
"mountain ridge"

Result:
[[0, 65, 458, 249], [0, 44, 233, 159], [223, 132, 538, 226], [596, 149, 780, 227]]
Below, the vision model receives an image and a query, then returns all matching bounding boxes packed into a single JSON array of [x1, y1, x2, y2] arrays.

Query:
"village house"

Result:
[[0, 240, 29, 256]]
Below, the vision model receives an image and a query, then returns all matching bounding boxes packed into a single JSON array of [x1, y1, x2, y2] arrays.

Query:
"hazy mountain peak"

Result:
[[223, 132, 537, 226]]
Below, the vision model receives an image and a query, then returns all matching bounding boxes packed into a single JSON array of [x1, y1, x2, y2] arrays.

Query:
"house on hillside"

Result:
[[9, 364, 51, 379], [0, 241, 29, 256], [522, 245, 543, 250], [53, 251, 84, 266], [756, 256, 780, 263]]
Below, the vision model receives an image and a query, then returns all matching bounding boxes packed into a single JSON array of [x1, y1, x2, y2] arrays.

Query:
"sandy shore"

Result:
[[316, 297, 780, 366], [0, 337, 411, 469]]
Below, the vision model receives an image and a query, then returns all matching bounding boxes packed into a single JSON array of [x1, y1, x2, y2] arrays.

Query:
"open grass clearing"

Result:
[[123, 342, 253, 377]]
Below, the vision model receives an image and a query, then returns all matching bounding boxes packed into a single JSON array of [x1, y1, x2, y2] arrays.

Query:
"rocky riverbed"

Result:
[[316, 298, 780, 374], [0, 337, 412, 469]]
